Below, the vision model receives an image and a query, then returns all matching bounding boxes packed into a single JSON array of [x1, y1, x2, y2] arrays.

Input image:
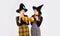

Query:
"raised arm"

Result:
[[36, 16, 43, 27]]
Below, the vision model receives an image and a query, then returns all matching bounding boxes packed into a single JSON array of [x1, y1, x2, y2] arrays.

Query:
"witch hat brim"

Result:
[[33, 6, 37, 9], [16, 8, 27, 13]]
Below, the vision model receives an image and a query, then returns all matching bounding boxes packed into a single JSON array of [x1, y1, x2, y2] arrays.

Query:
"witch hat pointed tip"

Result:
[[38, 4, 44, 10], [41, 4, 44, 7], [40, 4, 44, 8]]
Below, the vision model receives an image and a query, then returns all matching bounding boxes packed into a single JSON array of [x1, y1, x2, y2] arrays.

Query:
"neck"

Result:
[[22, 14, 24, 16], [19, 14, 24, 17]]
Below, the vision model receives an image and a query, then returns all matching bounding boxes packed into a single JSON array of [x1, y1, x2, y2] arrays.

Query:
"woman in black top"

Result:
[[30, 4, 43, 36]]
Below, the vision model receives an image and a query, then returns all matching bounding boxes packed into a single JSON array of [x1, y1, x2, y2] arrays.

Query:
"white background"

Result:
[[0, 0, 60, 36]]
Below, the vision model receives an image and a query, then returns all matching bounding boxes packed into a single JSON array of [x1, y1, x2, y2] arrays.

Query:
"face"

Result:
[[19, 9, 25, 15], [34, 9, 39, 15]]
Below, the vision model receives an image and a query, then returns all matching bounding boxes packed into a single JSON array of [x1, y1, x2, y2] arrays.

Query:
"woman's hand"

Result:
[[24, 16, 28, 24], [35, 16, 40, 21], [35, 16, 38, 20]]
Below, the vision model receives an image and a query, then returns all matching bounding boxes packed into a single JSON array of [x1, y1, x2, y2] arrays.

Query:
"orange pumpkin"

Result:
[[22, 16, 28, 22], [29, 17, 34, 22], [22, 16, 25, 21], [24, 16, 28, 22]]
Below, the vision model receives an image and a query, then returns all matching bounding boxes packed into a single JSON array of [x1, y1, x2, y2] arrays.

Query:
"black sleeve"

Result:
[[27, 21, 29, 25], [36, 16, 43, 27], [27, 16, 29, 25], [26, 18, 29, 25], [16, 16, 21, 26]]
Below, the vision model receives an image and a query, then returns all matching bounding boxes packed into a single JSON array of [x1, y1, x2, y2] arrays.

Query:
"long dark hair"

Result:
[[38, 11, 42, 19]]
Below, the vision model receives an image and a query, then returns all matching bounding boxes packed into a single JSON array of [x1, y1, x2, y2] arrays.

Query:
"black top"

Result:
[[31, 15, 43, 27], [16, 15, 29, 26]]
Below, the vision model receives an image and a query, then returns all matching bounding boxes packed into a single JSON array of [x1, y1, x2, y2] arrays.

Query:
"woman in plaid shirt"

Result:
[[16, 3, 29, 36]]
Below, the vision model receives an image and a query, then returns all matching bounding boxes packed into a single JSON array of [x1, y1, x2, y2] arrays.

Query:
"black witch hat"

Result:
[[16, 3, 27, 13], [33, 4, 44, 14]]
